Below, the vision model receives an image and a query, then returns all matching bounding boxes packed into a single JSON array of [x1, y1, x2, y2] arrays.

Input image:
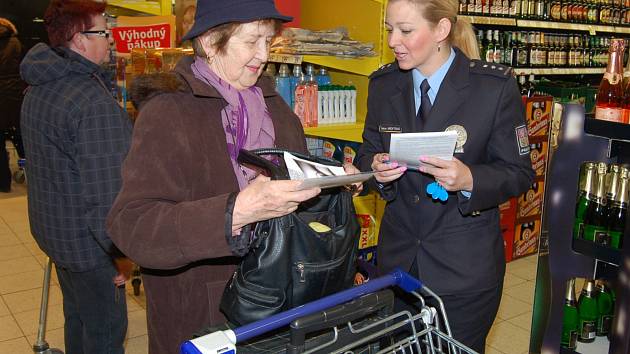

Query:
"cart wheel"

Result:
[[13, 170, 25, 184], [132, 278, 141, 296]]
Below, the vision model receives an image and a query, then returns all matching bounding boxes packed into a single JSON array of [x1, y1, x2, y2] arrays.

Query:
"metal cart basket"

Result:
[[181, 270, 478, 354]]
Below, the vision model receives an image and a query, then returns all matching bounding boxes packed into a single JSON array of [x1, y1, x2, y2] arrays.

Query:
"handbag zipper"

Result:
[[295, 255, 348, 284]]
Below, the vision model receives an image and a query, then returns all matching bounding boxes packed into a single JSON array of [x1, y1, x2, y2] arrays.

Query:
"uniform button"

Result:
[[412, 195, 420, 203], [417, 239, 421, 245]]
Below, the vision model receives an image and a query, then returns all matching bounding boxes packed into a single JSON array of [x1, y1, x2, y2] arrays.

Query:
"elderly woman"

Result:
[[106, 0, 327, 352]]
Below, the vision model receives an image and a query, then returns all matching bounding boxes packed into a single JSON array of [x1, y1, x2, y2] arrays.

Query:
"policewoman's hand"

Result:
[[419, 156, 473, 192], [371, 153, 406, 184]]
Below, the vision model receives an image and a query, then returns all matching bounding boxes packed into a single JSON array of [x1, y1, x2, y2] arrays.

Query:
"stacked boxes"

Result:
[[501, 95, 553, 262]]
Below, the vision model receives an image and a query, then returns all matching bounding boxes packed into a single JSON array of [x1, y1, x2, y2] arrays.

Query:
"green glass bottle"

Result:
[[578, 279, 598, 343], [561, 278, 579, 349], [583, 162, 608, 244], [596, 280, 614, 337], [574, 162, 597, 239], [608, 167, 628, 249]]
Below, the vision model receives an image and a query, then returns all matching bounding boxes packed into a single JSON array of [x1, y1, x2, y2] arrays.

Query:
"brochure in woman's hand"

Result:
[[283, 152, 374, 190]]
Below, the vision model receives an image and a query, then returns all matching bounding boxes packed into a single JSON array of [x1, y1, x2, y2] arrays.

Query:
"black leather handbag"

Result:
[[219, 148, 360, 326]]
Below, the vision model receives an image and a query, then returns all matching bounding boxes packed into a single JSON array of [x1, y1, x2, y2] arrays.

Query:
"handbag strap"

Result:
[[237, 148, 342, 180]]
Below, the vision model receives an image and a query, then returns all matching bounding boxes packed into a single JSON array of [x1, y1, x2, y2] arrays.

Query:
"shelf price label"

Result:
[[268, 53, 303, 65]]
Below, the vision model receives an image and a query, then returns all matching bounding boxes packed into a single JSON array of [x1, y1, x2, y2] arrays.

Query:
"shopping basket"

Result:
[[180, 270, 478, 354]]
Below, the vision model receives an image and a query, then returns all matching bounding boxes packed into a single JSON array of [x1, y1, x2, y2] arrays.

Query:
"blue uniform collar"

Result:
[[413, 48, 456, 110]]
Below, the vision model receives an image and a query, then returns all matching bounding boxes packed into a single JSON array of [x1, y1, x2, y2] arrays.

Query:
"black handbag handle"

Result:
[[237, 148, 342, 181]]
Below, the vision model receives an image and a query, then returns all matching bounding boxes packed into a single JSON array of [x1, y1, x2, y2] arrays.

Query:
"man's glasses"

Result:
[[80, 30, 111, 39]]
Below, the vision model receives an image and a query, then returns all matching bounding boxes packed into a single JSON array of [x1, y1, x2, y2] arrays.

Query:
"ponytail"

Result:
[[451, 17, 479, 59]]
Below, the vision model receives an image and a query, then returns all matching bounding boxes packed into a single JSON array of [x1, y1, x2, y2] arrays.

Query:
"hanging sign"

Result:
[[112, 23, 171, 53]]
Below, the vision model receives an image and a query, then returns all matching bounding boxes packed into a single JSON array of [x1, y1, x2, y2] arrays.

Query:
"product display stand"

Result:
[[530, 104, 630, 354]]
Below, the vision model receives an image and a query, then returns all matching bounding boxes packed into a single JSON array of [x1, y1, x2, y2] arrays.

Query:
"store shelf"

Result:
[[304, 123, 364, 143], [584, 118, 630, 142], [269, 53, 381, 77], [107, 0, 171, 16], [572, 238, 621, 266], [458, 15, 516, 26], [513, 67, 605, 75], [516, 19, 616, 34]]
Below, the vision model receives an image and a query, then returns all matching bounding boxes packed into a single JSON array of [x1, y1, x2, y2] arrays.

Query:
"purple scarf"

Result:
[[191, 57, 276, 190]]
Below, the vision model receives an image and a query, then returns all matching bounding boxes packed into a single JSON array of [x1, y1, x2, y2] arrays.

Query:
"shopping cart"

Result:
[[180, 270, 477, 354]]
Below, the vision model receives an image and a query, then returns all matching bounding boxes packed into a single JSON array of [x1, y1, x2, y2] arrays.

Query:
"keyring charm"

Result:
[[426, 181, 448, 201]]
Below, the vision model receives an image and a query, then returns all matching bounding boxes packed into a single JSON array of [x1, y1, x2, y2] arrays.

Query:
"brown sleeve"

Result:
[[106, 94, 234, 270]]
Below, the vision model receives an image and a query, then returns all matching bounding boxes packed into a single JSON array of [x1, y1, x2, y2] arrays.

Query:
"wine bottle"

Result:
[[583, 162, 608, 244], [595, 38, 625, 123], [574, 162, 597, 239], [596, 280, 614, 337], [561, 278, 579, 349], [608, 166, 628, 249], [577, 279, 598, 343]]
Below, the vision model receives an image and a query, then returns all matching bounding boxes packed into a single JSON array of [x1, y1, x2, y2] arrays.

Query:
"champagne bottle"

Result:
[[622, 46, 630, 123], [608, 166, 628, 249], [583, 162, 608, 244], [574, 162, 597, 239], [577, 279, 598, 343], [596, 280, 614, 337], [561, 278, 579, 349], [595, 38, 625, 123]]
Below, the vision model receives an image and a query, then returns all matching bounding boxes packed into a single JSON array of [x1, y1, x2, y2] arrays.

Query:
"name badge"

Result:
[[379, 124, 402, 133]]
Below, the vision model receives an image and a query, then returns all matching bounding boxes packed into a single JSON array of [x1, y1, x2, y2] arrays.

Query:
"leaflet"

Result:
[[389, 131, 458, 170], [283, 152, 374, 190]]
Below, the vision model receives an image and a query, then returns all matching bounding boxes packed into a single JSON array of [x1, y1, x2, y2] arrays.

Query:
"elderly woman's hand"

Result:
[[231, 175, 321, 233], [343, 163, 364, 196]]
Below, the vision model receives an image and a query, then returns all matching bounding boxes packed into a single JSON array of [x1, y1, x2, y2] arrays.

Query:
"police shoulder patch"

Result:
[[469, 59, 513, 79], [369, 62, 398, 80]]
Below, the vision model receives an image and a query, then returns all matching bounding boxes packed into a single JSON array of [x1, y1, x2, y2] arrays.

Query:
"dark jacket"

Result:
[[0, 23, 26, 130], [20, 43, 132, 271], [106, 56, 307, 354], [356, 48, 534, 295]]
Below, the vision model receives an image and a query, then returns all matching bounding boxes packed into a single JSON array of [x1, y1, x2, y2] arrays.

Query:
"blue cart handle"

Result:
[[180, 269, 422, 353], [235, 269, 421, 342]]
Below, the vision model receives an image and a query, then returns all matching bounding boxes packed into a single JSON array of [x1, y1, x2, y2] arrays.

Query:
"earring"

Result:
[[437, 45, 441, 53]]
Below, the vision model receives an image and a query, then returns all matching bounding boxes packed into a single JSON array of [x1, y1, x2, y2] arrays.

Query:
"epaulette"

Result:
[[369, 62, 397, 80], [469, 60, 513, 79]]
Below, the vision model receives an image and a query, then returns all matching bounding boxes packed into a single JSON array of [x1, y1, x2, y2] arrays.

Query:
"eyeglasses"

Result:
[[80, 30, 111, 39]]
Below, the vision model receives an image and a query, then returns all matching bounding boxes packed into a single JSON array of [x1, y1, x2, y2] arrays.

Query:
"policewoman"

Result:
[[355, 0, 535, 351]]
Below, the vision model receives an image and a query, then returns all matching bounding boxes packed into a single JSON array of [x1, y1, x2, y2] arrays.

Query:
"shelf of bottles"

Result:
[[571, 159, 627, 265], [560, 278, 615, 353], [477, 28, 621, 70], [459, 0, 630, 28]]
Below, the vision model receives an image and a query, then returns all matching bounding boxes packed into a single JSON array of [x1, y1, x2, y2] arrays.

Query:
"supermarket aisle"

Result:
[[0, 190, 537, 354]]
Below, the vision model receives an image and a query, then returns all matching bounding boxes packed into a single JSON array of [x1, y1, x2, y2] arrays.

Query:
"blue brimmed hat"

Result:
[[182, 0, 292, 41]]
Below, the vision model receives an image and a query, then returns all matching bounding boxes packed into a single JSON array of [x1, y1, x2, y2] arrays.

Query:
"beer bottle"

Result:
[[561, 278, 579, 349], [596, 280, 614, 337], [608, 166, 628, 249], [574, 162, 597, 239], [577, 279, 598, 343], [583, 162, 608, 245]]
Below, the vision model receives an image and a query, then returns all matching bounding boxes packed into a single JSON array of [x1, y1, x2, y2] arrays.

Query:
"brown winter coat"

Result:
[[106, 56, 307, 354]]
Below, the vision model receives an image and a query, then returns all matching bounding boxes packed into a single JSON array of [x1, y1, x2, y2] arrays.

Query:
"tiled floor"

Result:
[[0, 179, 538, 354]]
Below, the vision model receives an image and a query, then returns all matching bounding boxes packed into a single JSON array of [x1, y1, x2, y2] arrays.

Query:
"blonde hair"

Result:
[[389, 0, 479, 60]]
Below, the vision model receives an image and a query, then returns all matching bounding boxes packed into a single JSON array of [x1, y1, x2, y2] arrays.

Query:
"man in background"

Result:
[[20, 0, 132, 352]]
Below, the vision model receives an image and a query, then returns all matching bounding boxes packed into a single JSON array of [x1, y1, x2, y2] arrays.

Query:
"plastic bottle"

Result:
[[349, 85, 357, 123], [275, 64, 292, 107], [290, 64, 304, 110], [316, 67, 332, 86], [305, 64, 319, 127], [294, 75, 308, 127]]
